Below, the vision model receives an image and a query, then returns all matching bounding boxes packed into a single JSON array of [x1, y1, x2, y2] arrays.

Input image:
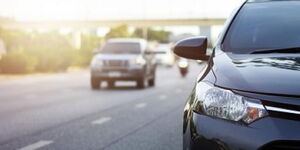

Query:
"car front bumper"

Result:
[[91, 66, 144, 81], [186, 112, 300, 150]]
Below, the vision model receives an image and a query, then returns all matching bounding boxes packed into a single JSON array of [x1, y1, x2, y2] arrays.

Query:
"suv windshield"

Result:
[[223, 2, 300, 54], [101, 42, 141, 54]]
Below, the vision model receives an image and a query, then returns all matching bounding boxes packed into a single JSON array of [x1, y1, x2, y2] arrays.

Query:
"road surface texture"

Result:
[[0, 63, 203, 150]]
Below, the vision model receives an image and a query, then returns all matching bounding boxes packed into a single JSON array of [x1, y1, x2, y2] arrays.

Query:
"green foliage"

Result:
[[0, 28, 28, 52], [105, 25, 130, 39], [148, 29, 170, 43], [132, 28, 170, 42], [0, 27, 102, 74], [105, 25, 170, 42], [0, 51, 37, 74], [24, 32, 75, 72], [0, 24, 170, 74], [131, 28, 143, 39], [75, 34, 102, 66]]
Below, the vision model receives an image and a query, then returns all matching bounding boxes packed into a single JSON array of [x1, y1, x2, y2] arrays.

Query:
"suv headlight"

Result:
[[91, 57, 103, 68], [194, 82, 268, 124], [131, 56, 146, 65]]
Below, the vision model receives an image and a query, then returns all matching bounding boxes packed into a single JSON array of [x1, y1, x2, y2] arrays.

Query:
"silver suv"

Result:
[[90, 38, 157, 89]]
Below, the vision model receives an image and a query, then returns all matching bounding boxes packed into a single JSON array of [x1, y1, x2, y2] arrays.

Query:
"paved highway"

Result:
[[0, 63, 203, 150]]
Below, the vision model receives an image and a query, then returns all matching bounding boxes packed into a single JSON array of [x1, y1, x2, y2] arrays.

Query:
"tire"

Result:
[[107, 81, 115, 88], [148, 72, 156, 87], [148, 78, 155, 87], [137, 78, 145, 89], [180, 69, 188, 78], [148, 67, 156, 87], [91, 77, 100, 89]]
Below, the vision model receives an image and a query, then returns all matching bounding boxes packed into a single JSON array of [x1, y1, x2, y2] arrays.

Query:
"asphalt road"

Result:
[[0, 63, 203, 150]]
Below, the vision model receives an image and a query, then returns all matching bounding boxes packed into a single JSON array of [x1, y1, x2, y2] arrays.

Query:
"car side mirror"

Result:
[[173, 36, 209, 61]]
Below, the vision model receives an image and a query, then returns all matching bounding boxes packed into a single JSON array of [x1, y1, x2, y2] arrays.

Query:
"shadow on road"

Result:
[[98, 86, 138, 91], [92, 82, 154, 91]]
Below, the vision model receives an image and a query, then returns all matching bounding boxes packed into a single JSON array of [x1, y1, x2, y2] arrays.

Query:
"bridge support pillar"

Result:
[[199, 26, 212, 47], [71, 30, 81, 49]]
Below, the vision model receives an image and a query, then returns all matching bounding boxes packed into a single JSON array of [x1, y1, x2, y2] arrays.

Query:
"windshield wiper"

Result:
[[251, 47, 300, 54]]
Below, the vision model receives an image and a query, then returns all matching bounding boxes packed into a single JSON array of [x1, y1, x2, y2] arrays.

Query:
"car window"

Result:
[[101, 42, 141, 54], [223, 2, 300, 54]]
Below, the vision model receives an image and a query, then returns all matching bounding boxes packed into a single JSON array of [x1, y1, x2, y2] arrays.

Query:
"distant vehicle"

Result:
[[90, 38, 157, 89], [177, 58, 189, 77], [174, 0, 300, 150], [154, 44, 175, 67]]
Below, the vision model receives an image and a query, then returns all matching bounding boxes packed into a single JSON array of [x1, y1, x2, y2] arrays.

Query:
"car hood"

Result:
[[94, 54, 139, 61], [212, 52, 300, 96]]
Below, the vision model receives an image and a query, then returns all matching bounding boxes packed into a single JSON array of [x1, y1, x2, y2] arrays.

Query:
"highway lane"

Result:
[[0, 63, 204, 150]]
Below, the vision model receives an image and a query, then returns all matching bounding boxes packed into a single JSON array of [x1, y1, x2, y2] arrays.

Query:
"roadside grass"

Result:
[[0, 66, 88, 82]]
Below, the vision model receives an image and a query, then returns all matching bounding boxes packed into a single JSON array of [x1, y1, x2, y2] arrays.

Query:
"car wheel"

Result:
[[91, 77, 100, 89], [137, 78, 145, 89], [148, 68, 156, 87], [148, 77, 155, 87], [148, 78, 155, 86]]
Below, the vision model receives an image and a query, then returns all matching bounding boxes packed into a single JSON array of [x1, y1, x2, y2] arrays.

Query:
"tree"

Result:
[[0, 51, 37, 73], [74, 34, 103, 66], [132, 28, 170, 43], [105, 25, 130, 39]]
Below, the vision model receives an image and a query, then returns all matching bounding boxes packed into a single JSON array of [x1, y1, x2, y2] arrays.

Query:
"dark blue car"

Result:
[[174, 0, 300, 149]]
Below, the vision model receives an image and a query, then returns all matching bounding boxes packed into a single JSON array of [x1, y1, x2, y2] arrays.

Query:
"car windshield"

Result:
[[223, 2, 300, 54], [101, 42, 141, 54]]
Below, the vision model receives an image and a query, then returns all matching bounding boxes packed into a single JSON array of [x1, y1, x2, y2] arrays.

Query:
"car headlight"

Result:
[[131, 56, 146, 65], [178, 61, 188, 68], [194, 82, 268, 124], [91, 57, 103, 67]]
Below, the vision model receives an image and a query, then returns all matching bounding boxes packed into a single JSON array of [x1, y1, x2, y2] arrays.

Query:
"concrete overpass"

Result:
[[0, 18, 226, 48], [0, 18, 226, 30]]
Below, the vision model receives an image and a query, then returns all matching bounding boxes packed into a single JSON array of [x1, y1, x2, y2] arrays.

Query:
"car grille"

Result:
[[261, 141, 300, 150], [263, 101, 300, 121], [103, 60, 128, 67]]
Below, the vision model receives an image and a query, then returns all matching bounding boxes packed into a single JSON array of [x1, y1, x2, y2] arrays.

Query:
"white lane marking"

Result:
[[92, 117, 112, 125], [19, 140, 53, 150], [159, 95, 167, 100], [135, 103, 147, 109]]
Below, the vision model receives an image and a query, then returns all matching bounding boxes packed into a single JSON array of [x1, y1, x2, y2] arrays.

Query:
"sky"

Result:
[[0, 0, 244, 21]]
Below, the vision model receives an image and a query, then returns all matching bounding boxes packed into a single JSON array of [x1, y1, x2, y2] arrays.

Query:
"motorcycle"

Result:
[[177, 58, 189, 78]]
